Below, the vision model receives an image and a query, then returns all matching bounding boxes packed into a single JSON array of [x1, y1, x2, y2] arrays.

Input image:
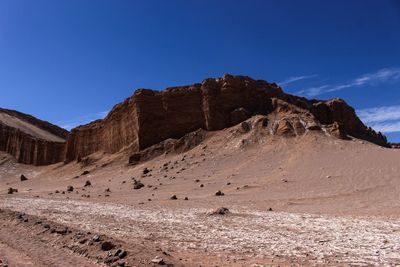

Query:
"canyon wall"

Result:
[[0, 74, 390, 165], [0, 108, 67, 165], [64, 74, 389, 162], [65, 96, 140, 161]]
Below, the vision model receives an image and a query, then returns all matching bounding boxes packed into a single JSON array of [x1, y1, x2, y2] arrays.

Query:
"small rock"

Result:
[[118, 250, 127, 259], [133, 180, 144, 190], [84, 180, 91, 187], [211, 207, 230, 215], [92, 235, 101, 242], [200, 184, 204, 187], [7, 188, 17, 194], [67, 185, 74, 192], [151, 256, 165, 265], [52, 227, 68, 235], [184, 197, 189, 200], [170, 195, 177, 200], [20, 174, 28, 181], [142, 167, 151, 175], [101, 241, 115, 251], [105, 188, 111, 192], [81, 170, 90, 176], [215, 190, 224, 196]]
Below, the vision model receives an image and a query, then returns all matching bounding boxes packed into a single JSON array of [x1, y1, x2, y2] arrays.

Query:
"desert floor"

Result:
[[1, 128, 400, 266]]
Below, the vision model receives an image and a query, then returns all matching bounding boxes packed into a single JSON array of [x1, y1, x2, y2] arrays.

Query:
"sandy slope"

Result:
[[1, 121, 400, 266], [0, 112, 65, 142]]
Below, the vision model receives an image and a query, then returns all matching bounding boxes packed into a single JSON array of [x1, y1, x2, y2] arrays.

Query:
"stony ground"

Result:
[[1, 197, 399, 266], [2, 130, 400, 266]]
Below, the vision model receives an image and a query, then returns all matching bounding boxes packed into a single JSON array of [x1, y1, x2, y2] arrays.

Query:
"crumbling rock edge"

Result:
[[0, 74, 391, 166]]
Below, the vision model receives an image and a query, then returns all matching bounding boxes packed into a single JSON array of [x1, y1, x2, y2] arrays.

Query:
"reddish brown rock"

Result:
[[0, 108, 67, 165], [64, 74, 390, 161], [1, 74, 390, 166]]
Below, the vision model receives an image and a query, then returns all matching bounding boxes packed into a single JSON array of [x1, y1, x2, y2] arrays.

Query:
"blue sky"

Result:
[[1, 1, 400, 141]]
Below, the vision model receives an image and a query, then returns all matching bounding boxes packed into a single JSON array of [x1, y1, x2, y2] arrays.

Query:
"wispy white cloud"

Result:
[[278, 75, 317, 87], [357, 105, 400, 133], [367, 121, 400, 133], [298, 68, 400, 97], [58, 110, 109, 130], [358, 105, 400, 124]]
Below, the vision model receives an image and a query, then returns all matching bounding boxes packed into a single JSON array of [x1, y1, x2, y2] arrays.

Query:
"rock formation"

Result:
[[65, 74, 389, 162], [0, 74, 390, 165], [0, 108, 68, 165]]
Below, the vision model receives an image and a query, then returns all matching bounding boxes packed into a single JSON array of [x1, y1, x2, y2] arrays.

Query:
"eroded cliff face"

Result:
[[64, 74, 389, 162], [0, 108, 67, 165], [1, 74, 389, 165], [65, 96, 140, 161]]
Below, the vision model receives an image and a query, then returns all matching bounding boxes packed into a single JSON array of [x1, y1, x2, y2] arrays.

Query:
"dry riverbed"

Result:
[[1, 197, 399, 266]]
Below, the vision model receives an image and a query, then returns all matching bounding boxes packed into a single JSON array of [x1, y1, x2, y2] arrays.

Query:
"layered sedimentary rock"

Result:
[[65, 96, 140, 160], [65, 74, 389, 161], [0, 108, 68, 165], [1, 74, 389, 165]]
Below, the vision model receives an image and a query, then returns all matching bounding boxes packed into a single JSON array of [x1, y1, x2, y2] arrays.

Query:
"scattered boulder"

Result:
[[151, 256, 165, 265], [142, 167, 151, 175], [133, 180, 144, 190], [101, 241, 115, 251], [67, 185, 74, 192], [20, 174, 28, 181], [92, 235, 101, 242], [51, 227, 68, 235], [84, 180, 92, 187], [215, 190, 225, 196], [115, 249, 127, 259], [211, 207, 230, 215], [7, 188, 17, 194], [184, 197, 189, 200], [170, 195, 178, 200], [81, 170, 90, 176]]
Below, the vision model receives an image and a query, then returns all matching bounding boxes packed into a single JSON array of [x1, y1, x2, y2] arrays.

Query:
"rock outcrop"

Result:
[[1, 74, 390, 165], [0, 108, 68, 165], [65, 74, 389, 162]]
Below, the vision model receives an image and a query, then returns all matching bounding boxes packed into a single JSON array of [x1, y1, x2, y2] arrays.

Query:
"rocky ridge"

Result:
[[66, 74, 388, 162], [0, 108, 68, 165], [0, 74, 389, 165]]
